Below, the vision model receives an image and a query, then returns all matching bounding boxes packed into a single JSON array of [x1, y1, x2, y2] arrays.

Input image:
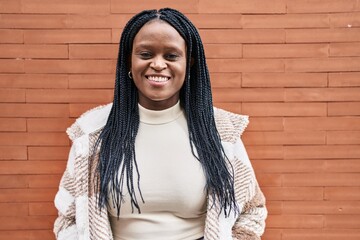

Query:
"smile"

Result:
[[146, 75, 170, 83]]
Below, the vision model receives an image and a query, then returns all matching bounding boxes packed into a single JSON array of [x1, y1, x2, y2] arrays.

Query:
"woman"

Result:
[[54, 8, 267, 240]]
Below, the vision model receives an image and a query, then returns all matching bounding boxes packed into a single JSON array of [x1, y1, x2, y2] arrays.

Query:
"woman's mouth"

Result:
[[146, 75, 170, 83], [146, 75, 170, 88]]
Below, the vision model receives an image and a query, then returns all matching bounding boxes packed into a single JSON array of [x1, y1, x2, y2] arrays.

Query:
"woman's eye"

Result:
[[139, 52, 152, 58], [166, 54, 179, 60]]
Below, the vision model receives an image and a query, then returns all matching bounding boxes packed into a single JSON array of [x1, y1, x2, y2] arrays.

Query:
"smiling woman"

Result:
[[131, 20, 187, 110], [53, 8, 267, 240]]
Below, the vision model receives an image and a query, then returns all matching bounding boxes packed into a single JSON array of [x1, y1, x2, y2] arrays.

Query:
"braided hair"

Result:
[[94, 8, 238, 217]]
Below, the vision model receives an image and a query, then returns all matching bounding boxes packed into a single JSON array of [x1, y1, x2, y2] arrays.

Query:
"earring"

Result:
[[128, 71, 132, 79]]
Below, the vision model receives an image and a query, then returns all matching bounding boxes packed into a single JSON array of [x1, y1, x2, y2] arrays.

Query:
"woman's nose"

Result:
[[150, 57, 167, 71]]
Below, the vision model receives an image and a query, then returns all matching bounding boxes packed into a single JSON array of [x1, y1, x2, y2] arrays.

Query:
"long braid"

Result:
[[92, 8, 238, 217]]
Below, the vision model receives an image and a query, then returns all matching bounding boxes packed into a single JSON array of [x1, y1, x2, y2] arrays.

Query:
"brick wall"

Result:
[[0, 0, 359, 239]]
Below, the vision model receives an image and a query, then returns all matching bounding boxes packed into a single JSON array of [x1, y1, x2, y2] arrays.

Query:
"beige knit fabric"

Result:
[[53, 104, 267, 240]]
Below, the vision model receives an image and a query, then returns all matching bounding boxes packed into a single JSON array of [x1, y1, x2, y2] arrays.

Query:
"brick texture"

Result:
[[0, 0, 359, 239]]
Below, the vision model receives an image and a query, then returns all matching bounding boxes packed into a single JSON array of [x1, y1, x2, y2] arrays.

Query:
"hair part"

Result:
[[93, 8, 238, 217]]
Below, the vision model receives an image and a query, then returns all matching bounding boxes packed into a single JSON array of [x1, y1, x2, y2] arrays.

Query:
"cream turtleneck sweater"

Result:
[[108, 101, 207, 240]]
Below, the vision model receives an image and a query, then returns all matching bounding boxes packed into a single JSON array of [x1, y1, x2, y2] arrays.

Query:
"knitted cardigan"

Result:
[[53, 104, 267, 240]]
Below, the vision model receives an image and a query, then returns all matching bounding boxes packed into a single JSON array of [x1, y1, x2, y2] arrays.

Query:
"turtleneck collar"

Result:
[[138, 101, 183, 125]]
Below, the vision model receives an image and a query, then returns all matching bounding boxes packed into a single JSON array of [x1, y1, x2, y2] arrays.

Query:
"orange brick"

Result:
[[0, 175, 28, 188], [0, 118, 26, 132], [267, 215, 323, 228], [266, 201, 283, 215], [283, 229, 360, 240], [28, 147, 70, 160], [284, 117, 360, 131], [243, 131, 326, 145], [282, 201, 360, 215], [29, 202, 57, 216], [325, 187, 360, 200], [262, 187, 324, 200], [0, 14, 66, 29], [111, 28, 123, 43], [285, 58, 360, 72], [0, 188, 57, 202], [329, 73, 360, 87], [0, 60, 24, 73], [25, 59, 116, 74], [327, 131, 360, 144], [200, 29, 285, 44], [24, 29, 111, 44], [213, 88, 284, 102], [246, 117, 284, 131], [286, 28, 360, 43], [21, 0, 110, 14], [210, 73, 241, 88], [0, 44, 68, 59], [69, 103, 101, 117], [213, 103, 242, 114], [111, 0, 198, 13], [26, 89, 113, 103], [0, 203, 27, 216], [207, 59, 284, 73], [0, 89, 25, 103], [252, 160, 324, 173], [324, 160, 360, 173], [0, 161, 66, 175], [27, 175, 61, 188], [27, 118, 72, 132], [256, 173, 282, 187], [0, 0, 21, 13], [262, 229, 283, 240], [330, 12, 360, 28], [188, 14, 242, 28], [65, 14, 131, 28], [198, 0, 286, 14], [325, 215, 360, 229], [0, 104, 69, 118], [0, 30, 23, 43], [0, 216, 55, 230], [0, 133, 68, 146], [242, 103, 327, 116], [0, 74, 68, 89], [204, 44, 242, 59], [242, 14, 329, 29], [246, 146, 283, 159], [242, 73, 328, 88], [0, 230, 54, 240], [285, 88, 360, 102], [330, 43, 360, 56], [0, 146, 27, 160], [69, 74, 114, 89], [0, 13, 125, 29], [282, 173, 360, 186], [328, 102, 360, 116], [287, 0, 359, 13], [285, 145, 360, 159], [243, 44, 328, 58], [69, 44, 117, 59]]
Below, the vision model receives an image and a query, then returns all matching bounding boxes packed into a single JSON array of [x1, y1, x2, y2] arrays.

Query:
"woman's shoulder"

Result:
[[213, 107, 249, 143], [66, 103, 113, 141]]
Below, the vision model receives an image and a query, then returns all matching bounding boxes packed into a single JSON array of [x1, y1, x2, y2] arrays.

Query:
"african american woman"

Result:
[[54, 8, 267, 240]]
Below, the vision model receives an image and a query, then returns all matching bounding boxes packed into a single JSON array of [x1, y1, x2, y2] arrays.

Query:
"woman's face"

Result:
[[130, 20, 187, 110]]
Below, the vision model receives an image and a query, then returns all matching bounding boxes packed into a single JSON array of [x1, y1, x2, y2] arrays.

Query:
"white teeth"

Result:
[[147, 76, 169, 82]]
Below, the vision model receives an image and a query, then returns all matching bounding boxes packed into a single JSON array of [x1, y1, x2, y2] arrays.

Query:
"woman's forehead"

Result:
[[132, 20, 186, 49]]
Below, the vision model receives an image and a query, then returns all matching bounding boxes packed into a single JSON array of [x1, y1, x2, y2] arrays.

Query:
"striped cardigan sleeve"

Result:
[[53, 142, 79, 239], [232, 138, 267, 240]]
